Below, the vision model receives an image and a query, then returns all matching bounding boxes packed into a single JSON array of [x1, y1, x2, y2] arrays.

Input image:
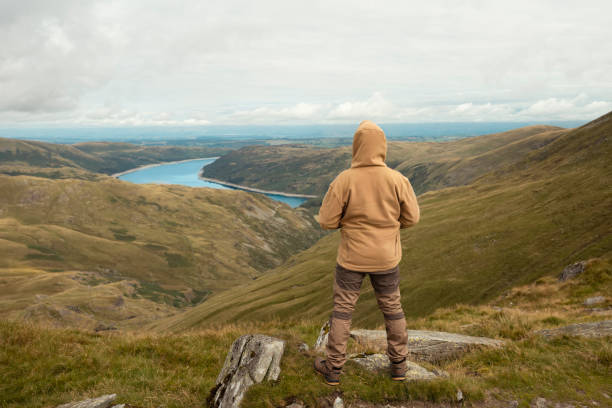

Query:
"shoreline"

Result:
[[113, 156, 317, 199], [198, 171, 317, 199], [111, 157, 220, 178]]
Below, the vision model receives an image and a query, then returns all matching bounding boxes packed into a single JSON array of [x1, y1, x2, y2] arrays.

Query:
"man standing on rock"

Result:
[[314, 120, 420, 385]]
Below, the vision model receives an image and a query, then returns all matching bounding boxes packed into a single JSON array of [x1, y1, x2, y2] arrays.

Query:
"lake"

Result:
[[116, 158, 308, 208]]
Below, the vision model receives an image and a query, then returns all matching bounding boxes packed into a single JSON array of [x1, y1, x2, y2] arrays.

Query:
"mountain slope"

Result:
[[0, 175, 322, 328], [0, 137, 228, 179], [154, 113, 611, 331], [201, 125, 565, 196]]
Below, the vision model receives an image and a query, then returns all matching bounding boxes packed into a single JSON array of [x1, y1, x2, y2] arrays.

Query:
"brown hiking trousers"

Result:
[[326, 263, 408, 369]]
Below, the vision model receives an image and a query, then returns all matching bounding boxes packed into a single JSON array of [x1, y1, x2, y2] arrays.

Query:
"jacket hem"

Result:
[[336, 259, 400, 274]]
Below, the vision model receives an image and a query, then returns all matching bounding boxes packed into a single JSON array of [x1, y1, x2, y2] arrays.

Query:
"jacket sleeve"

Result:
[[317, 180, 344, 229], [399, 175, 420, 229]]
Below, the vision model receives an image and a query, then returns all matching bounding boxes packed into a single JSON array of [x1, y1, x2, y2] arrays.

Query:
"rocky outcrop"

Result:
[[314, 320, 330, 351], [537, 320, 612, 338], [348, 329, 504, 362], [558, 261, 586, 281], [314, 323, 503, 362], [56, 394, 121, 408], [350, 353, 448, 380], [209, 334, 285, 408], [584, 296, 605, 306]]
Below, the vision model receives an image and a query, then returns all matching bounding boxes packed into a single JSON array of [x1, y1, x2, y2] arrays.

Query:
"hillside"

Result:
[[154, 113, 611, 330], [0, 137, 228, 179], [201, 125, 565, 196], [0, 175, 322, 329], [2, 257, 610, 407]]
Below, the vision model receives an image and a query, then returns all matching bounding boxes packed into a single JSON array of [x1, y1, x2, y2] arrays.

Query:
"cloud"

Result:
[[0, 1, 610, 125], [228, 103, 324, 123], [519, 96, 612, 121], [77, 107, 211, 126], [219, 93, 611, 124], [0, 3, 117, 114], [327, 92, 396, 120]]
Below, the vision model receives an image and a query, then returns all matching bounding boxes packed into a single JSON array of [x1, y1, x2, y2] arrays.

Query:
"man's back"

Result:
[[318, 120, 419, 272], [313, 120, 420, 385]]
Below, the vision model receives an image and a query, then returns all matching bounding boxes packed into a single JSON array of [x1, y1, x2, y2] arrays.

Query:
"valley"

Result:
[[0, 174, 322, 330]]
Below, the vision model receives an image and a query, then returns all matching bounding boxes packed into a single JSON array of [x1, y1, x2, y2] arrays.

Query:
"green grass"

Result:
[[2, 305, 610, 408]]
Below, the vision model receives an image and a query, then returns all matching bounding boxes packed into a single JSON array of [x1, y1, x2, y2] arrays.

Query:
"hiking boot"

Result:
[[390, 357, 407, 381], [313, 357, 341, 386]]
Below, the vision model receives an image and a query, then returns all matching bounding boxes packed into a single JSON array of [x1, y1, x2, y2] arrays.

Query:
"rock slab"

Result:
[[350, 353, 447, 380], [349, 329, 504, 362], [558, 261, 586, 281], [537, 320, 612, 338], [57, 394, 116, 408], [209, 334, 285, 408], [584, 296, 606, 306], [314, 320, 330, 351]]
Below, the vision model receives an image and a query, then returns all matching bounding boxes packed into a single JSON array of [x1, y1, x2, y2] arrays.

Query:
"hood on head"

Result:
[[351, 120, 387, 168]]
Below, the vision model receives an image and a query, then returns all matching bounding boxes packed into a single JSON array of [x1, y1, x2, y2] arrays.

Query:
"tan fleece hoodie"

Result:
[[318, 120, 420, 272]]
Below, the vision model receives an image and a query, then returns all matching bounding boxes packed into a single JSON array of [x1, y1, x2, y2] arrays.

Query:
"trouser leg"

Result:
[[326, 263, 364, 369], [370, 266, 408, 362]]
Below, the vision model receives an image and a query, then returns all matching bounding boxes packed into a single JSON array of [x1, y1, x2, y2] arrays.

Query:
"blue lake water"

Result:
[[117, 158, 308, 208]]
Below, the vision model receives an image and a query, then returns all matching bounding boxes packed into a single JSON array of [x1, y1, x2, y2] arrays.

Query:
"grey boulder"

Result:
[[314, 320, 330, 351], [349, 329, 504, 362], [558, 261, 586, 281], [209, 334, 285, 408], [584, 296, 606, 306], [349, 353, 447, 380]]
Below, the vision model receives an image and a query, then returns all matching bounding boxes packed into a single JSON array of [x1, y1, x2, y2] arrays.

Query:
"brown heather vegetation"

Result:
[[0, 175, 322, 330]]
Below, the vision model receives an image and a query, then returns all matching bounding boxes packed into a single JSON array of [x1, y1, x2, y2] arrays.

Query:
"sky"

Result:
[[1, 0, 611, 127]]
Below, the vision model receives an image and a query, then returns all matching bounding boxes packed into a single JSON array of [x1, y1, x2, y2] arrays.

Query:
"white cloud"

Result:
[[220, 93, 611, 124], [0, 1, 611, 125], [327, 92, 396, 120], [229, 103, 324, 123], [79, 109, 211, 126], [521, 96, 612, 120]]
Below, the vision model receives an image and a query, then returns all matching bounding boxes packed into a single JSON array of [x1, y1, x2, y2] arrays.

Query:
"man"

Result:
[[314, 120, 420, 385]]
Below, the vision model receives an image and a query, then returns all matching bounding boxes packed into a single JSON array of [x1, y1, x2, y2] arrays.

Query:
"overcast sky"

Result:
[[1, 0, 611, 126]]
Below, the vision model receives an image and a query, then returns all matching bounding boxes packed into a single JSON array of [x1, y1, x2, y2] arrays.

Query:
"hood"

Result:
[[351, 120, 387, 168]]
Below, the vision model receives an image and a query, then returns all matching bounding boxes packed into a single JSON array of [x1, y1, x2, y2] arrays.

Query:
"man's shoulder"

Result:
[[387, 167, 407, 180]]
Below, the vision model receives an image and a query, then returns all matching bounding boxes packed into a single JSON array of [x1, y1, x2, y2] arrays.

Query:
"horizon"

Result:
[[0, 119, 588, 144]]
